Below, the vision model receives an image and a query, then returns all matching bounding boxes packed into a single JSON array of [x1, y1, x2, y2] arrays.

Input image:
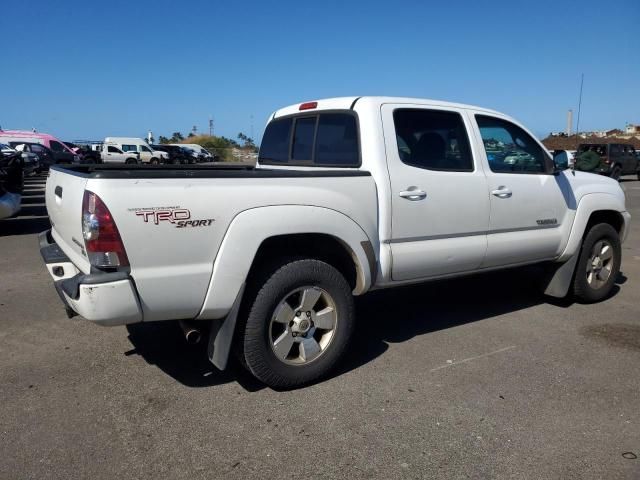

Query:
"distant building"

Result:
[[625, 124, 640, 135]]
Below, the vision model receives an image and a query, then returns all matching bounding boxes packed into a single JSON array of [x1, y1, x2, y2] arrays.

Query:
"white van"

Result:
[[104, 137, 169, 164]]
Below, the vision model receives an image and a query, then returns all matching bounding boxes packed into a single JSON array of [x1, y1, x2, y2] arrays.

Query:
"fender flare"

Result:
[[544, 192, 627, 298], [197, 205, 376, 321], [557, 193, 626, 262]]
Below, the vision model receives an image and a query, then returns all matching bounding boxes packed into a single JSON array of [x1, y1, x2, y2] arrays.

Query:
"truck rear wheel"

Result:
[[572, 223, 621, 303], [239, 259, 354, 388]]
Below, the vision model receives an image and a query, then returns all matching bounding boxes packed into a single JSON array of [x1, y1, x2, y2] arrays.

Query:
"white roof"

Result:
[[272, 96, 503, 118]]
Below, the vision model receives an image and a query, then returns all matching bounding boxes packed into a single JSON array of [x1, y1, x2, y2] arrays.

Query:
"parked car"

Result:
[[503, 150, 536, 166], [9, 142, 56, 171], [0, 143, 15, 156], [175, 143, 219, 161], [12, 144, 41, 175], [40, 96, 630, 388], [577, 143, 638, 180], [0, 150, 23, 219], [150, 144, 193, 164], [0, 130, 80, 164], [101, 145, 140, 164], [104, 137, 168, 164]]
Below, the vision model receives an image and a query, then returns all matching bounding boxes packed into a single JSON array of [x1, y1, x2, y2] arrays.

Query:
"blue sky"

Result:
[[2, 0, 638, 142]]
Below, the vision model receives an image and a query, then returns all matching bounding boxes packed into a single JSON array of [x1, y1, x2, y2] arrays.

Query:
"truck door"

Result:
[[472, 114, 570, 267], [381, 104, 490, 281], [139, 144, 153, 163], [104, 145, 126, 163]]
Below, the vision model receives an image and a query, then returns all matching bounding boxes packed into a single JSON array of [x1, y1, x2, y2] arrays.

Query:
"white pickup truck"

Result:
[[40, 97, 630, 388]]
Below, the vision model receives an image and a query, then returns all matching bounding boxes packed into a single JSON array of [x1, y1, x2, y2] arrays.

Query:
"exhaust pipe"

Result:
[[179, 320, 202, 345]]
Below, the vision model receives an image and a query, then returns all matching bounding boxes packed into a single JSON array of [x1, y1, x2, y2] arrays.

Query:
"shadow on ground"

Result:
[[124, 266, 623, 390]]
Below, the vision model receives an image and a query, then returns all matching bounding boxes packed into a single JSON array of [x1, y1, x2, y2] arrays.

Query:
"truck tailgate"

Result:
[[45, 167, 91, 273]]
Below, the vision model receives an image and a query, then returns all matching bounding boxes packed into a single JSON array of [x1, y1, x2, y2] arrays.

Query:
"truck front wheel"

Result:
[[239, 259, 354, 388], [572, 223, 621, 303]]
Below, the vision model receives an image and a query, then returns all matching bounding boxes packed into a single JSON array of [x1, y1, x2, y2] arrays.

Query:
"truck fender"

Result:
[[197, 205, 376, 321], [544, 192, 626, 298], [557, 193, 625, 262]]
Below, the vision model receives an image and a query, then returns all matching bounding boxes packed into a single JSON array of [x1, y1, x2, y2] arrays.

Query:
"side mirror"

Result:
[[553, 150, 569, 171]]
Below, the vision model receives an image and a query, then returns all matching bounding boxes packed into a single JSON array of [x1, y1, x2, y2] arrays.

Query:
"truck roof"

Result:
[[272, 96, 503, 119]]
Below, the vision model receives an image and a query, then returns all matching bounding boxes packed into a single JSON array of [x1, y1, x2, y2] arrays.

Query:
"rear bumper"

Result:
[[39, 230, 143, 326]]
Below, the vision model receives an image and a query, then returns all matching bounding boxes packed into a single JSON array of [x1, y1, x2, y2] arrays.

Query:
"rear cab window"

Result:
[[259, 112, 360, 167]]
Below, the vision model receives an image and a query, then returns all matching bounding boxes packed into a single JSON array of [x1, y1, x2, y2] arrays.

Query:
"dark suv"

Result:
[[150, 145, 194, 164], [578, 143, 638, 180]]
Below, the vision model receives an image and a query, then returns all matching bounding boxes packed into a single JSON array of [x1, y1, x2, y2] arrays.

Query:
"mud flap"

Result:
[[207, 283, 245, 370], [543, 254, 579, 298]]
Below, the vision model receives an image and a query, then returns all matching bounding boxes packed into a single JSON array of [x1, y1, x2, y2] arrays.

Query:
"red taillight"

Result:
[[299, 101, 318, 111], [82, 191, 129, 268]]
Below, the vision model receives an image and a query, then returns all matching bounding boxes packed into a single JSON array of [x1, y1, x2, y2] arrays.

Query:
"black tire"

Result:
[[238, 259, 354, 388], [125, 158, 137, 165], [572, 223, 621, 303], [611, 166, 622, 180], [150, 158, 159, 165]]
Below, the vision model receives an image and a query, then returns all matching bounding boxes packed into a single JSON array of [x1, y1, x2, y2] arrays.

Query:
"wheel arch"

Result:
[[558, 193, 627, 262], [197, 205, 377, 320]]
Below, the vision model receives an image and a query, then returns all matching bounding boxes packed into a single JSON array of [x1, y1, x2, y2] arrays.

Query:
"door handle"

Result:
[[399, 189, 427, 201], [491, 186, 512, 198]]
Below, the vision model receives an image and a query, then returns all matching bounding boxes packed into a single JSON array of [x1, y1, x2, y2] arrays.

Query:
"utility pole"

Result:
[[209, 116, 214, 137], [575, 73, 584, 137], [250, 114, 254, 142]]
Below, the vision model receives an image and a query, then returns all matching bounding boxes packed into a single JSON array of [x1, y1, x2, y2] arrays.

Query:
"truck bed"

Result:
[[45, 163, 378, 323], [51, 164, 371, 179]]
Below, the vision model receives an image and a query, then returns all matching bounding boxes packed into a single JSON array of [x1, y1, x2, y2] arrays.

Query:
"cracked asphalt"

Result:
[[1, 174, 639, 479]]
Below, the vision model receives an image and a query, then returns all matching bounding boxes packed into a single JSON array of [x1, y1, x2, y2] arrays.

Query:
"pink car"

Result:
[[0, 130, 79, 164]]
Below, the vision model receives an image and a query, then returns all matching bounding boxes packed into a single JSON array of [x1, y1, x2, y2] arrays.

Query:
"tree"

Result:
[[170, 132, 184, 142], [158, 135, 170, 144], [237, 132, 256, 149], [187, 132, 195, 138]]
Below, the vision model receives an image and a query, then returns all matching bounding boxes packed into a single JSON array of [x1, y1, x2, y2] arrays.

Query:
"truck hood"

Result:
[[561, 169, 626, 209]]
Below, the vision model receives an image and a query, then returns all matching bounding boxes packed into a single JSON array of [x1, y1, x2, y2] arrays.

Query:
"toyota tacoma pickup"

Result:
[[40, 97, 631, 388]]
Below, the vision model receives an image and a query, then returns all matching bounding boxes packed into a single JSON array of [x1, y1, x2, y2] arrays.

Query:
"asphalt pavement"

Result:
[[1, 174, 639, 479]]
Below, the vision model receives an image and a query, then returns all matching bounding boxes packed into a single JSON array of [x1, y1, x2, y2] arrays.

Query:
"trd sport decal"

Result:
[[129, 207, 214, 228]]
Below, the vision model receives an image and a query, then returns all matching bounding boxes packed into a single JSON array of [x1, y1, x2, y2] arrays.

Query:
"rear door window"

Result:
[[393, 109, 473, 171]]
